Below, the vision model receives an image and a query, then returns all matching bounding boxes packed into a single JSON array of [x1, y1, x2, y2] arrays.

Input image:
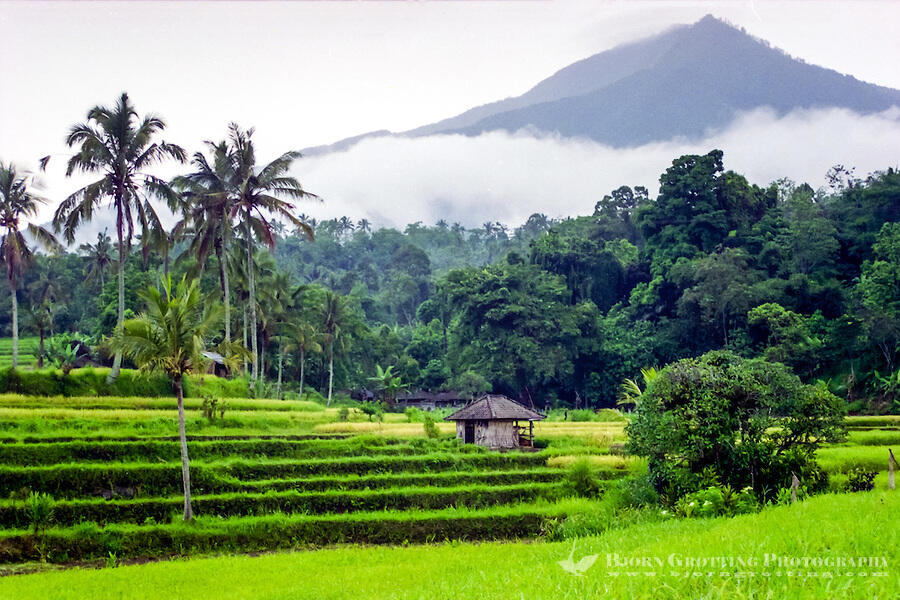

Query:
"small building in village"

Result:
[[396, 390, 466, 411], [445, 395, 546, 450], [201, 351, 230, 378]]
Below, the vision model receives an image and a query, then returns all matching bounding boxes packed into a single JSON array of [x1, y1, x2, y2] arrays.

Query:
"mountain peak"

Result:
[[693, 14, 735, 29], [303, 16, 900, 155]]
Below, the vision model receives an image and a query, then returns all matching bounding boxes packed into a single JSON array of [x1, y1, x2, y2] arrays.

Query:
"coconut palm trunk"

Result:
[[37, 329, 45, 369], [215, 242, 231, 344], [8, 278, 17, 370], [245, 215, 259, 384], [327, 340, 334, 406], [242, 308, 248, 373], [298, 348, 305, 399], [173, 373, 194, 521], [276, 347, 284, 399], [108, 220, 126, 383]]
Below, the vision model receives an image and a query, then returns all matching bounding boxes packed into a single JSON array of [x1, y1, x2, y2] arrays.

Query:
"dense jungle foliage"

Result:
[[5, 149, 899, 411]]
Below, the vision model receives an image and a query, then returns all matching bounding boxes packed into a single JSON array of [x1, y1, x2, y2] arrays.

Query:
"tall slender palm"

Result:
[[112, 276, 222, 521], [54, 92, 185, 382], [172, 140, 234, 343], [222, 124, 317, 385], [142, 214, 183, 278], [321, 290, 352, 406], [285, 321, 322, 400], [0, 162, 62, 368], [26, 301, 56, 368], [79, 230, 114, 289]]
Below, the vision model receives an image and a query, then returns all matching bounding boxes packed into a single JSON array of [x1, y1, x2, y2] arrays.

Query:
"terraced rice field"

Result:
[[0, 393, 635, 566], [0, 337, 38, 369]]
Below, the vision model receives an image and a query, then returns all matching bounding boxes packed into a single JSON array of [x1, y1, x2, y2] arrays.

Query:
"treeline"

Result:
[[2, 93, 898, 410]]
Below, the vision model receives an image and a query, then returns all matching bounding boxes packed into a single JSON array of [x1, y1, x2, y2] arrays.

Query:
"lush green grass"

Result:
[[0, 435, 430, 466], [845, 429, 900, 446], [0, 451, 549, 498], [0, 481, 565, 528], [1, 492, 896, 599], [816, 444, 897, 474], [0, 497, 595, 564], [845, 415, 900, 429], [0, 394, 325, 412], [0, 337, 38, 369]]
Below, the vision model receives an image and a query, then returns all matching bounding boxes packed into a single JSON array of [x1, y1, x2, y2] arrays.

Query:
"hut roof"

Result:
[[201, 351, 226, 365], [444, 395, 546, 421]]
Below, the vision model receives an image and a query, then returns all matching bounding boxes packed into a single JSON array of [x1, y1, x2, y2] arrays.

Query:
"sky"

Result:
[[2, 0, 900, 233]]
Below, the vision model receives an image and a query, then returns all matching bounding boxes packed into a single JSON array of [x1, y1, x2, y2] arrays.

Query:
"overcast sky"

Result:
[[2, 0, 899, 230]]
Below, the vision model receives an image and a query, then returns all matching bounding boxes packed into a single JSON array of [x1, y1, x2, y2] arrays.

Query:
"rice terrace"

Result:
[[2, 1, 900, 598]]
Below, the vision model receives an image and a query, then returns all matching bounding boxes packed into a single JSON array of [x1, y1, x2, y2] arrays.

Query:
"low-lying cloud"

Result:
[[292, 106, 900, 229]]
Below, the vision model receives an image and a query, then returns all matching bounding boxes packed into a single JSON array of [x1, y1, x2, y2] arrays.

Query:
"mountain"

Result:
[[304, 15, 900, 154]]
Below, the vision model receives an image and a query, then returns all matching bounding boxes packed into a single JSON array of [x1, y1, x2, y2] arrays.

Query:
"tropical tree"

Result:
[[193, 124, 316, 385], [79, 230, 114, 289], [54, 92, 185, 382], [0, 162, 62, 368], [172, 140, 235, 343], [321, 290, 351, 405], [285, 321, 322, 399], [368, 364, 408, 407], [26, 301, 56, 368], [111, 276, 222, 521], [617, 367, 658, 408]]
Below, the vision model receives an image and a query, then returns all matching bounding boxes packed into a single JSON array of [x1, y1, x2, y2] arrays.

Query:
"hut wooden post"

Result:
[[790, 473, 800, 504], [890, 449, 896, 491]]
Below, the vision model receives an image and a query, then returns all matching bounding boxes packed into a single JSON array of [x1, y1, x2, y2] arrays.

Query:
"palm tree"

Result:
[[54, 92, 185, 383], [617, 367, 659, 408], [285, 321, 322, 399], [172, 140, 235, 343], [26, 301, 56, 368], [321, 290, 352, 406], [223, 124, 317, 386], [0, 162, 62, 368], [111, 276, 222, 521], [79, 231, 114, 289], [368, 364, 408, 408], [142, 215, 182, 278]]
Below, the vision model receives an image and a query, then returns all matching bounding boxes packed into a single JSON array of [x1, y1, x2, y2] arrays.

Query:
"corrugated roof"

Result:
[[201, 351, 226, 364], [444, 395, 546, 421]]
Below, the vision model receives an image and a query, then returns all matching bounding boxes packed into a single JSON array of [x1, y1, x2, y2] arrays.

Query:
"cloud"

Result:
[[291, 106, 900, 229]]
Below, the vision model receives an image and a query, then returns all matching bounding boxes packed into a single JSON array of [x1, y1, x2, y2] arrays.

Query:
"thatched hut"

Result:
[[445, 395, 545, 450]]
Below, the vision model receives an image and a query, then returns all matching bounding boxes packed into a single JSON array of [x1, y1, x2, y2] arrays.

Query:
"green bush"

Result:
[[846, 467, 877, 492], [628, 351, 846, 499], [674, 485, 758, 518], [611, 473, 659, 509], [563, 459, 602, 497], [24, 492, 55, 534], [423, 415, 440, 439]]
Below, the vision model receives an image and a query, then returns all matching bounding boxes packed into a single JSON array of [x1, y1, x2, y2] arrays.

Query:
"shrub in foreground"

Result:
[[627, 351, 846, 500]]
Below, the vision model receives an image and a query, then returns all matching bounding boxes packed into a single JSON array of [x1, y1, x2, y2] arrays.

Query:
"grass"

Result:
[[0, 337, 38, 369], [546, 454, 644, 471], [845, 429, 900, 446], [816, 444, 896, 474], [0, 491, 896, 599], [0, 394, 325, 412]]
